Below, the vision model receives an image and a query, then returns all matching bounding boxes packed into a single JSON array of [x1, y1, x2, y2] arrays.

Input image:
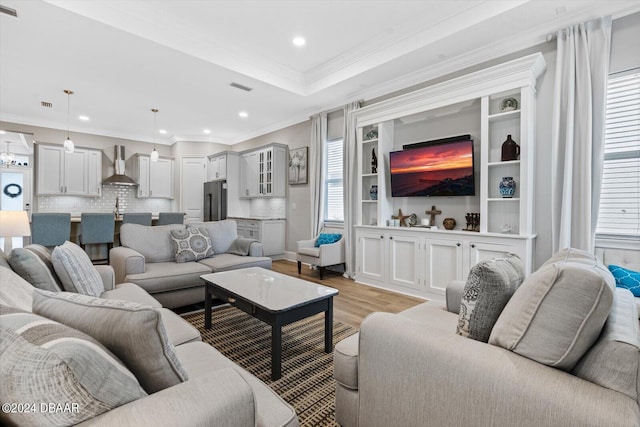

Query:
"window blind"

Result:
[[596, 71, 640, 237], [324, 138, 344, 222]]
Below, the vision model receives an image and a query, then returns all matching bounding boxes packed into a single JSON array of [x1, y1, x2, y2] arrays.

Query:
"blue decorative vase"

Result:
[[369, 185, 378, 200], [499, 177, 516, 198]]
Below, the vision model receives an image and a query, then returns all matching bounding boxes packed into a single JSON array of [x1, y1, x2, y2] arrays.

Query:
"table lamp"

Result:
[[0, 211, 31, 254]]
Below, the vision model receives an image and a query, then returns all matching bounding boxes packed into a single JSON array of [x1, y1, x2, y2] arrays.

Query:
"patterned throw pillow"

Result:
[[0, 305, 146, 427], [32, 290, 189, 394], [51, 241, 104, 297], [315, 233, 342, 247], [170, 227, 214, 263], [456, 254, 525, 342], [609, 265, 640, 297]]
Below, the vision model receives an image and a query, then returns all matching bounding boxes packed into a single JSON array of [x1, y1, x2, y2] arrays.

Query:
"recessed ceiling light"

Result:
[[78, 115, 90, 121], [159, 129, 167, 134], [238, 111, 249, 118], [292, 36, 306, 47], [203, 129, 211, 134]]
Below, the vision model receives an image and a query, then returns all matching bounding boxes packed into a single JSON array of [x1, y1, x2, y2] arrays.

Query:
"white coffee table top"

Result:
[[201, 267, 338, 312]]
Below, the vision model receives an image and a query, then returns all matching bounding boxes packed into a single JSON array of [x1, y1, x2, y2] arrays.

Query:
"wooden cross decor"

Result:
[[425, 205, 441, 226], [392, 209, 410, 227]]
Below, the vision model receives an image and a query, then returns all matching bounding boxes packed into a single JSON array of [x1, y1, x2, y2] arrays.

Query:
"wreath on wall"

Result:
[[3, 183, 22, 199]]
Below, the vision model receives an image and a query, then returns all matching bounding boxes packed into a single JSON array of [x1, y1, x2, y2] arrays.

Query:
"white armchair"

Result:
[[296, 234, 345, 280]]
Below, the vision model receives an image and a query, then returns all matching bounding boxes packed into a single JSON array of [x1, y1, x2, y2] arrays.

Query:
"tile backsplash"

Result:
[[249, 198, 286, 218], [37, 185, 172, 215]]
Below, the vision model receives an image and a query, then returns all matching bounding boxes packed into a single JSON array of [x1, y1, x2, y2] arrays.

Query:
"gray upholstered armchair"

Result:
[[296, 234, 345, 279]]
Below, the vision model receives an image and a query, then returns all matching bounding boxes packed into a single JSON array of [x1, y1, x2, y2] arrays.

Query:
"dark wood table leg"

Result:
[[204, 283, 212, 329], [325, 297, 333, 353], [271, 315, 283, 380]]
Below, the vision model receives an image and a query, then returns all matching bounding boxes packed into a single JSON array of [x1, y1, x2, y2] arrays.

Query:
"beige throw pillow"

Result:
[[32, 290, 189, 394]]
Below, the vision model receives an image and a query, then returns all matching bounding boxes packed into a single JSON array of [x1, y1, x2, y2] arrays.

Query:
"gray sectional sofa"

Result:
[[110, 219, 272, 308], [334, 248, 640, 427], [0, 247, 298, 427]]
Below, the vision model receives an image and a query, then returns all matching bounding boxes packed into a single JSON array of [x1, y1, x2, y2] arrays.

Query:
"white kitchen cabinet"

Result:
[[36, 143, 102, 197], [355, 226, 533, 299], [128, 154, 174, 199], [233, 218, 286, 257], [208, 153, 229, 181], [240, 144, 287, 198]]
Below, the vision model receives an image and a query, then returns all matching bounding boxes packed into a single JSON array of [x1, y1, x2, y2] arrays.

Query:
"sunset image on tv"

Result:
[[389, 140, 474, 197]]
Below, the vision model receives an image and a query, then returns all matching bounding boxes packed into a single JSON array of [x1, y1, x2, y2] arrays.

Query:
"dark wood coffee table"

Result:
[[201, 267, 339, 380]]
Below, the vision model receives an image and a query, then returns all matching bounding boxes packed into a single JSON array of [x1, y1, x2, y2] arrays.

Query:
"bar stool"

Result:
[[157, 212, 185, 225], [122, 212, 152, 226], [80, 213, 115, 264], [31, 213, 71, 248]]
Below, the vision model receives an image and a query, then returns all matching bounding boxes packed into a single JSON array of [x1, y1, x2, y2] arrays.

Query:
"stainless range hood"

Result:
[[102, 145, 138, 186]]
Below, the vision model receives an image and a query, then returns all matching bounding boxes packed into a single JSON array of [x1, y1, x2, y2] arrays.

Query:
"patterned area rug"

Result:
[[182, 306, 357, 427]]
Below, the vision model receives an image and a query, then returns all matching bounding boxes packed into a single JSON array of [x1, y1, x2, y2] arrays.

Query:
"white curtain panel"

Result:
[[342, 101, 361, 278], [309, 112, 327, 238], [551, 16, 611, 253]]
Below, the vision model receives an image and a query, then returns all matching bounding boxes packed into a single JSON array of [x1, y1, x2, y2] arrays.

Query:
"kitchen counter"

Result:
[[70, 214, 161, 223], [228, 216, 287, 221]]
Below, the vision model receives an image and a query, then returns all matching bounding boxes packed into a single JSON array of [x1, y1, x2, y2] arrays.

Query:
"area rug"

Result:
[[182, 306, 357, 427]]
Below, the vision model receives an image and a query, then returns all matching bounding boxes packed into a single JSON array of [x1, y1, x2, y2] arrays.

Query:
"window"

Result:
[[596, 70, 640, 237], [324, 138, 344, 222]]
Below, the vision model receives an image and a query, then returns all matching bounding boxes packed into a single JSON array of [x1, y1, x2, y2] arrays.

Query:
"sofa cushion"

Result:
[[0, 306, 146, 426], [489, 253, 615, 371], [32, 290, 189, 394], [159, 308, 201, 346], [100, 282, 163, 308], [125, 261, 212, 294], [609, 265, 640, 297], [120, 223, 185, 263], [170, 227, 214, 263], [456, 254, 525, 342], [52, 241, 105, 297], [0, 265, 34, 312], [542, 247, 599, 266], [176, 341, 299, 427], [298, 247, 320, 258], [197, 253, 272, 272], [188, 220, 238, 254], [334, 333, 359, 389], [8, 247, 62, 292], [572, 288, 640, 402]]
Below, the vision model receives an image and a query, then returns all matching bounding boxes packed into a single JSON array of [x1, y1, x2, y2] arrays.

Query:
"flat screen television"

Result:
[[389, 139, 475, 197]]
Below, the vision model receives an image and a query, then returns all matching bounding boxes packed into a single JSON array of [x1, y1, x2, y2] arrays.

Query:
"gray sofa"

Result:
[[0, 248, 298, 427], [334, 249, 640, 427], [110, 220, 272, 308]]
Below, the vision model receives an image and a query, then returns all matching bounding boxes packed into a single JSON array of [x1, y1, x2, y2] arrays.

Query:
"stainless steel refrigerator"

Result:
[[203, 180, 227, 221]]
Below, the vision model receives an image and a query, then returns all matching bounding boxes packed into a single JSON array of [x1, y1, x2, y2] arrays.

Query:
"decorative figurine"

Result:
[[392, 209, 410, 227], [425, 205, 442, 227], [499, 97, 518, 112], [371, 148, 378, 174], [443, 218, 456, 230], [501, 135, 520, 161], [499, 177, 516, 198], [464, 213, 480, 232]]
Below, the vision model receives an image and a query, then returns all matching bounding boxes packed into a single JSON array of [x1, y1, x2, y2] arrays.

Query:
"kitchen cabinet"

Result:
[[208, 152, 232, 181], [240, 144, 287, 198], [355, 226, 532, 299], [128, 154, 174, 199], [36, 143, 102, 197], [233, 218, 286, 257]]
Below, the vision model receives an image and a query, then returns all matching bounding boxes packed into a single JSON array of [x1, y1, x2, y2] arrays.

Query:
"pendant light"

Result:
[[150, 108, 159, 162], [63, 89, 75, 153]]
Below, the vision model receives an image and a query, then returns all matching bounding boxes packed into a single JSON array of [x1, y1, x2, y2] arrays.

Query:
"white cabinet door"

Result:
[[357, 231, 386, 283], [240, 152, 259, 198], [137, 156, 150, 198], [388, 233, 422, 290], [150, 158, 173, 199], [36, 144, 64, 195], [181, 157, 207, 222], [208, 156, 227, 180], [86, 149, 102, 197], [468, 241, 525, 269], [425, 238, 464, 296], [64, 149, 88, 195], [261, 220, 285, 256]]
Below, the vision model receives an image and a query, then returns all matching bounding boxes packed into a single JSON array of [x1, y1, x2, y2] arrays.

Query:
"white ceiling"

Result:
[[1, 0, 638, 146]]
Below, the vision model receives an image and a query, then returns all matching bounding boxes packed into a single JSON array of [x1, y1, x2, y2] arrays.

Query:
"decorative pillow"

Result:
[[51, 241, 104, 297], [170, 227, 214, 263], [572, 288, 640, 401], [8, 247, 62, 292], [227, 237, 258, 256], [0, 305, 146, 426], [456, 254, 524, 342], [0, 267, 34, 312], [609, 265, 640, 297], [32, 290, 189, 394], [489, 255, 615, 371], [188, 220, 238, 254], [315, 233, 342, 247]]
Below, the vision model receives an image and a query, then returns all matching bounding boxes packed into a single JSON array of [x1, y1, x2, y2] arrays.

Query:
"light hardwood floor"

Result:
[[271, 260, 425, 329]]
